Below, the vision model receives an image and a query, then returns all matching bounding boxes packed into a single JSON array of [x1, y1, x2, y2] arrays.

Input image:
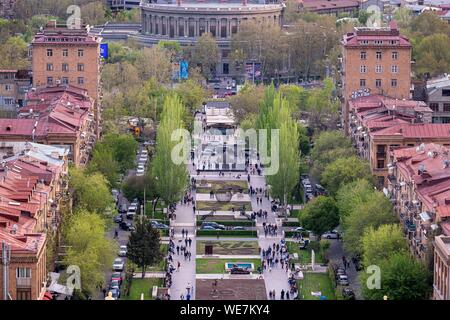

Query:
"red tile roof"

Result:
[[373, 123, 450, 138]]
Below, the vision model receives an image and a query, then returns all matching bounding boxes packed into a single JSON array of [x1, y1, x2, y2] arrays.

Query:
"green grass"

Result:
[[196, 258, 261, 274], [197, 241, 259, 255], [123, 278, 163, 300], [287, 241, 324, 264], [196, 201, 251, 211], [297, 273, 336, 300]]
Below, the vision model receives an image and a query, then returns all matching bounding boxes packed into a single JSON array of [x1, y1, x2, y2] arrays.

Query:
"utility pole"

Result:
[[2, 241, 11, 300]]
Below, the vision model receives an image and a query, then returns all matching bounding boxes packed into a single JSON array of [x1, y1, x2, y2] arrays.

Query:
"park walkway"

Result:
[[249, 171, 292, 300]]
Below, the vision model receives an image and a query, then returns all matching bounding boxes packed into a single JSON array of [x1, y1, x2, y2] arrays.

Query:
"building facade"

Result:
[[297, 0, 360, 16], [0, 70, 32, 112], [434, 235, 450, 300], [425, 75, 450, 124], [107, 0, 141, 11], [341, 21, 412, 132], [31, 22, 102, 136]]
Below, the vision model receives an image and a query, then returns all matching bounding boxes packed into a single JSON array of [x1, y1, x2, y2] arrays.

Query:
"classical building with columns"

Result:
[[137, 0, 284, 76]]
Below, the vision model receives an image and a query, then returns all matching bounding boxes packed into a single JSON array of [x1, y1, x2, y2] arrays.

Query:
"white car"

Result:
[[113, 258, 124, 271], [322, 230, 340, 239], [139, 156, 148, 163], [118, 245, 127, 257], [141, 149, 148, 155]]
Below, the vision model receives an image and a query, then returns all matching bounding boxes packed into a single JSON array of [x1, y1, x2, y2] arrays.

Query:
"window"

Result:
[[47, 49, 53, 57], [16, 268, 31, 278], [223, 63, 229, 75], [377, 159, 385, 169], [77, 63, 84, 72], [391, 65, 398, 73], [376, 79, 382, 87], [444, 103, 450, 112], [209, 19, 216, 37], [376, 51, 382, 60], [360, 79, 366, 87], [63, 49, 68, 57], [62, 77, 69, 85], [77, 49, 84, 57], [360, 51, 367, 60], [62, 63, 69, 72], [360, 40, 369, 45], [391, 79, 397, 87], [442, 89, 450, 96], [375, 65, 382, 73], [374, 40, 383, 45], [360, 65, 367, 73], [46, 63, 53, 71], [5, 84, 12, 91], [47, 77, 53, 85], [429, 103, 439, 112], [77, 77, 84, 85], [4, 98, 14, 105], [220, 18, 227, 38], [392, 51, 398, 60]]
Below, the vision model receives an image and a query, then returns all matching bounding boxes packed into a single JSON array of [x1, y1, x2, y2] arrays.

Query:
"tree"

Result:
[[192, 33, 219, 79], [102, 133, 139, 174], [342, 191, 396, 257], [69, 168, 114, 216], [127, 216, 163, 277], [151, 94, 188, 208], [336, 179, 375, 217], [135, 46, 173, 84], [0, 36, 29, 69], [175, 79, 207, 127], [321, 156, 372, 196], [86, 143, 120, 188], [122, 175, 154, 203], [414, 33, 450, 78], [361, 252, 431, 300], [228, 84, 265, 123], [305, 78, 340, 131], [310, 130, 354, 181], [362, 224, 407, 268], [80, 1, 107, 26], [63, 210, 117, 294], [299, 196, 339, 238], [394, 7, 412, 30]]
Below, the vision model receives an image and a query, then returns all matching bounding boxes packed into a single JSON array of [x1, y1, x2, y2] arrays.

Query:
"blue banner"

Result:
[[100, 43, 109, 59], [180, 60, 189, 80]]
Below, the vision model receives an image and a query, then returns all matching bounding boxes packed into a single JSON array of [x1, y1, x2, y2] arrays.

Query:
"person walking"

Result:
[[177, 261, 181, 271], [281, 289, 285, 300]]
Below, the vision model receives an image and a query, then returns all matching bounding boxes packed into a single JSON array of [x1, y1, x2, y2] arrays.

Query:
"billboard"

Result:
[[179, 60, 189, 80], [100, 43, 109, 59], [245, 62, 262, 82]]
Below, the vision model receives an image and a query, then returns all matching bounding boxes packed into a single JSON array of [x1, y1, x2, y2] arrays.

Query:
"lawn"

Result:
[[197, 241, 259, 255], [196, 201, 251, 211], [287, 241, 324, 264], [297, 273, 336, 300], [196, 258, 261, 274], [123, 278, 163, 300], [196, 180, 248, 194]]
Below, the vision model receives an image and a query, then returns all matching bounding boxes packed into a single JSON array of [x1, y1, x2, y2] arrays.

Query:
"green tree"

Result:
[[310, 130, 354, 180], [414, 33, 450, 78], [342, 191, 396, 257], [299, 196, 339, 237], [0, 36, 29, 69], [103, 133, 139, 173], [151, 94, 188, 209], [63, 210, 117, 294], [336, 179, 375, 217], [87, 144, 120, 188], [321, 156, 372, 196], [362, 224, 407, 267], [135, 46, 173, 84], [175, 79, 206, 127], [127, 216, 163, 278], [69, 168, 114, 216], [122, 175, 154, 203], [80, 1, 107, 26], [229, 84, 266, 123], [192, 33, 219, 79], [361, 252, 431, 300]]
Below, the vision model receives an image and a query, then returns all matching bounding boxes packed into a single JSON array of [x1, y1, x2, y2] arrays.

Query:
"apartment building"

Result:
[[434, 235, 450, 300], [341, 21, 412, 132], [31, 22, 102, 136], [0, 70, 32, 112]]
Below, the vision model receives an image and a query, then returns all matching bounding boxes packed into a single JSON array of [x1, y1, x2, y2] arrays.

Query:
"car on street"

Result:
[[110, 279, 120, 290], [118, 204, 127, 214], [126, 205, 137, 219], [213, 83, 221, 90], [151, 221, 169, 229], [202, 222, 226, 230], [111, 272, 123, 285], [335, 267, 346, 277], [112, 189, 119, 203], [231, 226, 245, 231], [113, 258, 124, 271], [114, 215, 123, 223], [342, 288, 355, 300], [136, 168, 145, 176], [109, 288, 120, 299], [118, 245, 127, 257], [322, 230, 340, 239], [119, 221, 134, 231], [200, 225, 220, 230], [337, 274, 349, 286]]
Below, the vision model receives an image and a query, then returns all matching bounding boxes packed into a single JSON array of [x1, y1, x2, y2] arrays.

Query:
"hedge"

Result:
[[196, 230, 257, 237]]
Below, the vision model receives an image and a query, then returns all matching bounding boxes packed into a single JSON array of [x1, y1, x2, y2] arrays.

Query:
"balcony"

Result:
[[16, 277, 31, 288]]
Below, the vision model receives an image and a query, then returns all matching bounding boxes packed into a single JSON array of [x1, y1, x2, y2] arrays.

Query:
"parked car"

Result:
[[136, 168, 145, 176], [111, 272, 123, 285], [342, 288, 355, 300], [335, 267, 346, 277], [202, 222, 226, 230], [114, 215, 123, 223], [337, 274, 349, 286], [113, 258, 124, 271], [119, 221, 134, 231], [151, 221, 169, 229], [118, 245, 127, 257], [118, 204, 127, 214], [322, 230, 340, 239], [126, 205, 137, 219], [213, 83, 220, 90], [109, 288, 120, 299], [200, 225, 219, 230], [110, 279, 120, 290], [232, 226, 245, 231]]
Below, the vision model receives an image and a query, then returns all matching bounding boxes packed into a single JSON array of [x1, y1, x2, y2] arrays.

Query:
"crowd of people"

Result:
[[262, 223, 278, 237]]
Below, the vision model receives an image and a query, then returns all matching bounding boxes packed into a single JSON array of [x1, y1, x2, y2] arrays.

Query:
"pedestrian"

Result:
[[180, 294, 184, 300], [186, 293, 191, 300], [177, 261, 181, 271], [286, 292, 290, 300], [176, 246, 180, 255], [269, 290, 273, 300], [272, 290, 276, 300], [102, 288, 106, 298], [281, 289, 285, 300]]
